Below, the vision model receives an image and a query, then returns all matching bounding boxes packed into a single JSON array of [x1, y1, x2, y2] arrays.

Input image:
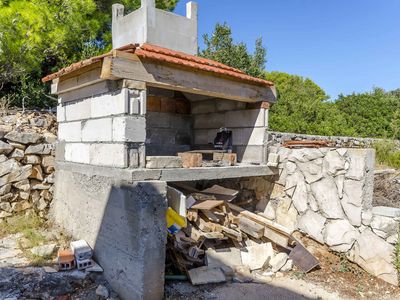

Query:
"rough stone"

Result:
[[372, 206, 400, 218], [0, 159, 19, 177], [275, 197, 298, 231], [12, 200, 32, 212], [241, 242, 274, 270], [0, 183, 11, 196], [280, 259, 293, 272], [347, 229, 397, 285], [13, 179, 30, 191], [30, 243, 57, 257], [361, 210, 373, 226], [346, 150, 366, 180], [24, 155, 41, 165], [30, 165, 44, 181], [9, 165, 32, 183], [262, 200, 276, 220], [298, 210, 326, 244], [5, 131, 42, 144], [10, 148, 24, 160], [96, 284, 109, 298], [386, 234, 398, 245], [269, 252, 288, 272], [322, 150, 345, 175], [297, 161, 323, 184], [285, 171, 304, 190], [334, 174, 345, 198], [0, 154, 7, 163], [288, 148, 323, 163], [25, 143, 52, 155], [0, 140, 14, 154], [311, 177, 344, 219], [370, 215, 398, 239], [0, 201, 12, 212], [323, 219, 359, 252], [291, 181, 308, 214], [31, 180, 51, 190], [286, 161, 297, 175]]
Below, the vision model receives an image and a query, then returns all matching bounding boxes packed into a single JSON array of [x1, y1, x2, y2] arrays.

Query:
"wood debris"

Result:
[[166, 184, 320, 285]]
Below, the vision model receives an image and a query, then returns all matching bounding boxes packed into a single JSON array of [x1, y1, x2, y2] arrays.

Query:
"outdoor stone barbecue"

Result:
[[42, 1, 277, 299]]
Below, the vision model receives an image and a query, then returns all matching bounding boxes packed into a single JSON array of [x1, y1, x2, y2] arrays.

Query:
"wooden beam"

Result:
[[100, 56, 276, 103]]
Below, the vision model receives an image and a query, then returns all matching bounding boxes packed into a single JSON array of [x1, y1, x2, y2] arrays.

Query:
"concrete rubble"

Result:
[[0, 111, 56, 222]]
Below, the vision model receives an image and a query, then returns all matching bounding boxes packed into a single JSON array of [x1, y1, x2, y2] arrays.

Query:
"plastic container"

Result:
[[166, 207, 186, 234]]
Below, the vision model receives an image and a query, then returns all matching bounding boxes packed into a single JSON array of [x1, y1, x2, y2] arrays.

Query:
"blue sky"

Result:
[[174, 0, 400, 100]]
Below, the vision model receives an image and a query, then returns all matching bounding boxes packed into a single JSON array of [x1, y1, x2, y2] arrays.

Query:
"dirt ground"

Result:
[[165, 235, 400, 300], [373, 170, 400, 208]]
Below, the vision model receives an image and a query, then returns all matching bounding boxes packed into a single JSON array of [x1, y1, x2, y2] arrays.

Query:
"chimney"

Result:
[[112, 0, 198, 55]]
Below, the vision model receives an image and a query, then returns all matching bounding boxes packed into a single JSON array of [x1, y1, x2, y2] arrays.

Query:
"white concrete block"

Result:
[[81, 118, 112, 142], [225, 109, 265, 128], [58, 121, 81, 142], [65, 98, 91, 121], [89, 143, 127, 168], [233, 128, 267, 146], [191, 100, 216, 114], [57, 105, 66, 122], [112, 116, 146, 142], [216, 100, 238, 112], [193, 113, 225, 129], [91, 90, 128, 118], [65, 143, 90, 164]]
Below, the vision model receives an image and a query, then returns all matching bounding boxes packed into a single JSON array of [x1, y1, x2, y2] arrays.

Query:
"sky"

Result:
[[174, 0, 400, 100]]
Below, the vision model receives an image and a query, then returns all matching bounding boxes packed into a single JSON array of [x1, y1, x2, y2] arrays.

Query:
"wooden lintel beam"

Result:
[[101, 56, 276, 103]]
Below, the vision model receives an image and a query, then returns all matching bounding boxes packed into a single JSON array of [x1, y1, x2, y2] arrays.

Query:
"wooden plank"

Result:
[[178, 152, 202, 168], [147, 95, 161, 112], [191, 200, 224, 210], [101, 56, 277, 103], [222, 226, 242, 241], [175, 98, 191, 114], [238, 216, 264, 239], [200, 210, 220, 223], [160, 97, 176, 113]]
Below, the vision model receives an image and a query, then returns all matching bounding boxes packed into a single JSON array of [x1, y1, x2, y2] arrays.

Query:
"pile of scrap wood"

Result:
[[166, 184, 319, 285]]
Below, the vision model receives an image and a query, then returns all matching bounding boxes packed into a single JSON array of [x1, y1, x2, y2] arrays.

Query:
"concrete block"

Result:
[[235, 145, 265, 164], [57, 105, 66, 122], [240, 242, 274, 270], [89, 143, 128, 167], [225, 109, 266, 128], [113, 116, 146, 142], [216, 99, 239, 112], [58, 121, 81, 142], [55, 141, 66, 162], [91, 90, 128, 118], [146, 156, 182, 169], [65, 98, 91, 121], [82, 118, 112, 142], [233, 128, 267, 146], [206, 247, 242, 268], [191, 100, 216, 114], [65, 143, 90, 164], [193, 113, 225, 129]]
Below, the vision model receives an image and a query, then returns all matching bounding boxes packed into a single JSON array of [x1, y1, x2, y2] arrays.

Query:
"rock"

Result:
[[291, 181, 308, 214], [285, 171, 304, 190], [361, 210, 373, 226], [43, 132, 57, 143], [41, 155, 55, 169], [288, 149, 323, 163], [347, 229, 398, 285], [261, 200, 276, 220], [334, 175, 345, 198], [346, 149, 366, 180], [36, 198, 48, 211], [31, 190, 40, 203], [24, 155, 41, 165], [269, 252, 288, 272], [307, 191, 319, 212], [30, 243, 57, 257], [323, 219, 359, 252], [5, 131, 42, 144], [30, 165, 44, 181], [10, 149, 24, 160], [25, 144, 52, 155], [0, 201, 12, 212], [40, 190, 52, 201], [0, 183, 11, 196], [0, 140, 14, 154], [30, 117, 46, 127], [297, 160, 323, 184], [0, 174, 10, 187], [311, 177, 344, 219], [31, 180, 51, 190], [336, 148, 348, 156], [0, 154, 7, 163], [298, 210, 326, 244], [267, 153, 279, 167], [44, 173, 55, 184], [323, 150, 345, 175], [275, 197, 298, 231], [340, 179, 364, 226], [370, 215, 398, 239], [9, 141, 26, 150], [96, 284, 110, 299], [241, 242, 274, 270], [386, 234, 398, 245], [9, 165, 32, 182], [280, 259, 293, 272], [286, 161, 297, 175], [0, 210, 12, 218], [233, 265, 252, 283], [0, 159, 19, 177], [19, 191, 30, 200], [0, 193, 14, 202], [13, 179, 30, 191], [0, 124, 13, 138], [12, 200, 32, 212]]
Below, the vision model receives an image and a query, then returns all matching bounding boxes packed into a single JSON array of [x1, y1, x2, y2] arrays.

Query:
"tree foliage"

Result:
[[199, 23, 266, 78], [0, 0, 178, 108]]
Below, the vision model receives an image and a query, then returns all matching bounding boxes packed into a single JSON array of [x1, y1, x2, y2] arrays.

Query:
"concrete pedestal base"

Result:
[[51, 167, 167, 300]]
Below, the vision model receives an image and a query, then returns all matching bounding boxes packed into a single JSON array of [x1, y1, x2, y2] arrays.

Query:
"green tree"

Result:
[[199, 23, 266, 78], [0, 0, 178, 108]]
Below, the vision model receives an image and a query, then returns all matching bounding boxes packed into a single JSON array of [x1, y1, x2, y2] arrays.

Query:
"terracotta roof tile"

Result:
[[42, 43, 274, 87]]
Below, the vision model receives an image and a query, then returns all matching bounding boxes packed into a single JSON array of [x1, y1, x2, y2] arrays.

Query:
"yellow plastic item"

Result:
[[166, 207, 186, 234]]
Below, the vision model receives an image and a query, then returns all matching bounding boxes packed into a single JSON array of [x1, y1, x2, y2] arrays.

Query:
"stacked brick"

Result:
[[0, 111, 57, 220]]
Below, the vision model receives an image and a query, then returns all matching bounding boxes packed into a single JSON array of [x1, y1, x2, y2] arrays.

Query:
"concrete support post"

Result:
[[186, 1, 198, 20]]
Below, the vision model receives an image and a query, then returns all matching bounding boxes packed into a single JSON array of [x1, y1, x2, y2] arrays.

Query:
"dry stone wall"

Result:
[[254, 146, 399, 285], [0, 112, 56, 221]]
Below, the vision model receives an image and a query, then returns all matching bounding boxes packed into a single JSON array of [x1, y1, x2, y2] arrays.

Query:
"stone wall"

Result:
[[268, 131, 400, 148], [0, 111, 56, 221], [254, 146, 399, 285]]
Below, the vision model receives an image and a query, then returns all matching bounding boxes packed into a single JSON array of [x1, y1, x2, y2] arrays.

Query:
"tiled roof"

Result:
[[42, 43, 274, 87]]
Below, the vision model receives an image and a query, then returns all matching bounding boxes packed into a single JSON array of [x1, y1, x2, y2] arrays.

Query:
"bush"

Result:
[[373, 140, 400, 169]]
